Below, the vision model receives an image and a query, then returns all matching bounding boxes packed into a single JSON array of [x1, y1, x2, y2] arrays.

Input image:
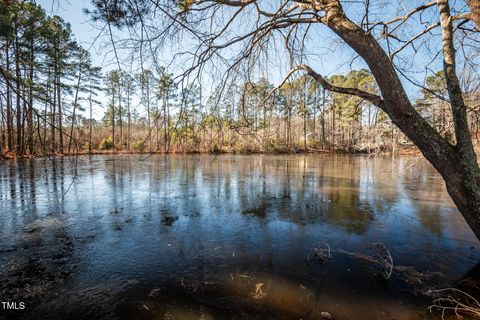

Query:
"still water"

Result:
[[0, 154, 479, 320]]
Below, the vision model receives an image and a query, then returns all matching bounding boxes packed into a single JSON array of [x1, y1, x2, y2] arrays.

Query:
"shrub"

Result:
[[132, 138, 146, 151], [99, 136, 114, 150]]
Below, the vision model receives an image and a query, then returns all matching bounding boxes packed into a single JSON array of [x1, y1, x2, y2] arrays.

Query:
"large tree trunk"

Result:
[[437, 0, 480, 239], [321, 0, 480, 240]]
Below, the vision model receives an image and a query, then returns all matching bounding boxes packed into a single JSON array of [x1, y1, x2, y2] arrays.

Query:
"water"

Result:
[[0, 154, 479, 320]]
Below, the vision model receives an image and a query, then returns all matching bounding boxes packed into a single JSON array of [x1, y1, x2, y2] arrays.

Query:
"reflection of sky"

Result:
[[1, 154, 479, 289]]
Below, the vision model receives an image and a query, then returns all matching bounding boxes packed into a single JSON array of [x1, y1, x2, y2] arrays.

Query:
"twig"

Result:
[[428, 288, 480, 319]]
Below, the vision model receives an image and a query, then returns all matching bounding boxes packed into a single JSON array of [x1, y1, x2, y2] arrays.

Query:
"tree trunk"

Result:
[[127, 84, 131, 151], [112, 92, 115, 152], [0, 98, 3, 155], [43, 68, 49, 147], [88, 89, 93, 154], [167, 92, 171, 152], [27, 40, 34, 155], [437, 0, 480, 239], [146, 81, 151, 152], [57, 72, 64, 154], [5, 44, 13, 151], [69, 63, 83, 153], [119, 83, 123, 150], [51, 68, 56, 153], [331, 106, 335, 149], [15, 34, 22, 156], [303, 113, 307, 150]]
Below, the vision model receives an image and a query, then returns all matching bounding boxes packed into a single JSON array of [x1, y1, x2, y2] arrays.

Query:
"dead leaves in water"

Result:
[[251, 282, 266, 299]]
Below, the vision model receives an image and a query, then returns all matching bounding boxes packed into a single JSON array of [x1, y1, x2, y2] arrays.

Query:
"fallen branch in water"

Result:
[[427, 288, 480, 319], [306, 243, 331, 264], [369, 243, 393, 280], [337, 246, 445, 292]]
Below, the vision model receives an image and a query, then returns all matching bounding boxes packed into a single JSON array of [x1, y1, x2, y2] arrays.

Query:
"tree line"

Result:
[[0, 0, 102, 157]]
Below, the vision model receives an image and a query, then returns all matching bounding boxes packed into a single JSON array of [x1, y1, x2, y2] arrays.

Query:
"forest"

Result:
[[1, 1, 479, 156]]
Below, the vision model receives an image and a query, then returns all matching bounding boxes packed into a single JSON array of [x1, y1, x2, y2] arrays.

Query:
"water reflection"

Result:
[[0, 154, 479, 320]]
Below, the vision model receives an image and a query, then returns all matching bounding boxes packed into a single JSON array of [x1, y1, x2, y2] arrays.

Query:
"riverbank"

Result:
[[0, 145, 423, 160]]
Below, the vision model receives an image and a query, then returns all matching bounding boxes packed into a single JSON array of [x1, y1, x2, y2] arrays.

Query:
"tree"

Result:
[[86, 66, 103, 153], [0, 0, 14, 153], [87, 0, 480, 240], [156, 71, 176, 152], [415, 71, 453, 142], [104, 69, 121, 151], [136, 69, 155, 151], [68, 47, 94, 153], [0, 1, 85, 156], [328, 70, 377, 150], [44, 15, 75, 154], [117, 72, 134, 151]]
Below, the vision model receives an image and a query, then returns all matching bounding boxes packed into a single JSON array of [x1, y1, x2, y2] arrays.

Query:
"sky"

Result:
[[36, 0, 361, 78]]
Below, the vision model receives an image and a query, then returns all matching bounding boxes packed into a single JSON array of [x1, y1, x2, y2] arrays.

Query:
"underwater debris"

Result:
[[428, 288, 480, 319], [252, 282, 266, 299], [369, 243, 393, 280], [337, 248, 446, 294], [148, 288, 162, 297], [306, 243, 331, 264]]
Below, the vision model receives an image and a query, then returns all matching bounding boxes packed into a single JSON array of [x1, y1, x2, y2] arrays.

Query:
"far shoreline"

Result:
[[0, 147, 423, 161]]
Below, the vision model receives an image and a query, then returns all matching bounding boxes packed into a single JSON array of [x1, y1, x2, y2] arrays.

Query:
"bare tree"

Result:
[[89, 0, 480, 239]]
